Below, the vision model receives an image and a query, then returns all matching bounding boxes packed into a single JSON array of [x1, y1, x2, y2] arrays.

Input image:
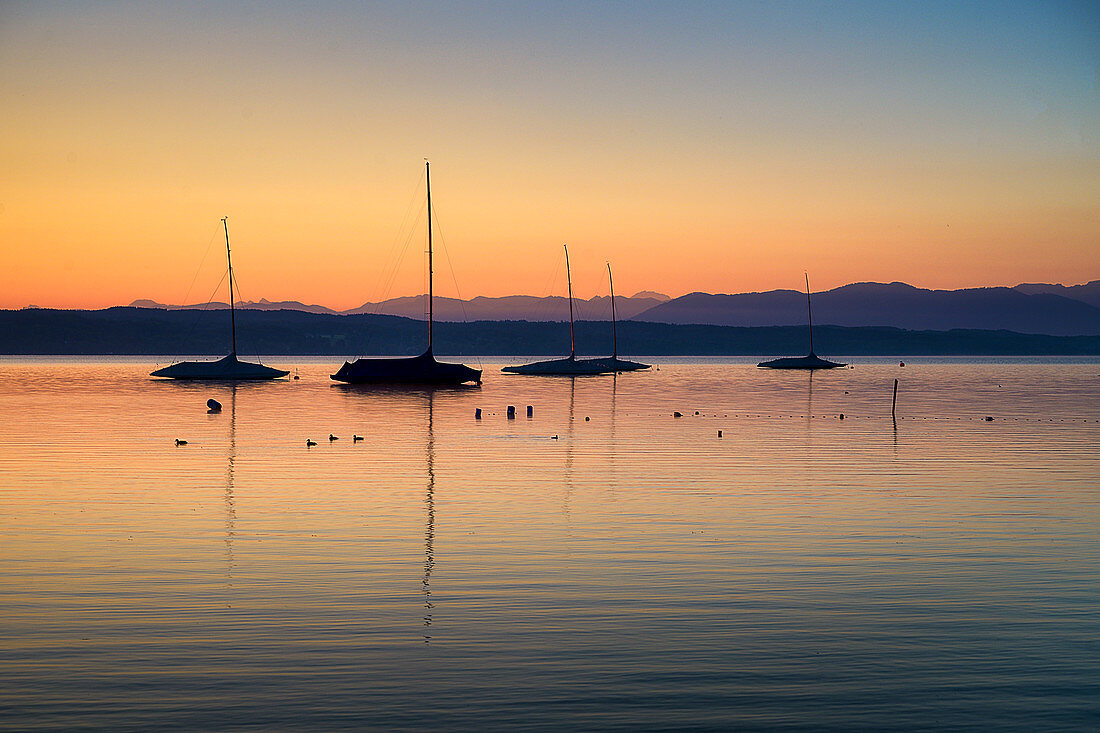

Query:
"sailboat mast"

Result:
[[426, 161, 433, 352], [607, 262, 617, 359], [805, 272, 814, 356], [565, 245, 575, 358], [223, 217, 236, 355]]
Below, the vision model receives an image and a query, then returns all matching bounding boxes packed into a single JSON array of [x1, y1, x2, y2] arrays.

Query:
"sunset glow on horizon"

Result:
[[2, 1, 1097, 310]]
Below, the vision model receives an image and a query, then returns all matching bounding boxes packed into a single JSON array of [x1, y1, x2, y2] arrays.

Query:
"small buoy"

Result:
[[293, 375, 300, 380], [839, 413, 845, 420], [329, 434, 339, 441], [673, 411, 683, 418], [694, 411, 700, 415], [207, 399, 222, 412], [717, 430, 722, 437], [306, 439, 317, 447], [984, 416, 993, 422], [353, 435, 364, 442], [475, 408, 482, 419], [174, 438, 188, 446], [507, 405, 516, 419], [527, 405, 533, 417], [584, 416, 590, 422]]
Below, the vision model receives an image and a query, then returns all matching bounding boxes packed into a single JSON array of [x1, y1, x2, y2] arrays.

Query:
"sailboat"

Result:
[[588, 262, 650, 373], [757, 274, 845, 370], [330, 162, 482, 386], [150, 218, 288, 380], [502, 245, 616, 376]]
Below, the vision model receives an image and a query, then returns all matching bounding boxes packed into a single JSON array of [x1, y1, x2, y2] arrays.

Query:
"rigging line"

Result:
[[176, 269, 229, 359], [367, 171, 425, 311], [378, 205, 424, 310], [354, 198, 423, 358], [548, 249, 570, 329], [375, 203, 424, 313], [177, 224, 221, 309], [228, 272, 263, 361], [431, 203, 482, 367]]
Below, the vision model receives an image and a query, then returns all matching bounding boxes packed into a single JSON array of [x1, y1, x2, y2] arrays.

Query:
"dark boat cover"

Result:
[[331, 349, 481, 385], [586, 356, 651, 373], [501, 355, 617, 375], [150, 353, 288, 380], [756, 352, 846, 370]]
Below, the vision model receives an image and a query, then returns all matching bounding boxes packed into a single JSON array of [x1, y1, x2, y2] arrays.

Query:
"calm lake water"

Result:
[[2, 359, 1098, 731]]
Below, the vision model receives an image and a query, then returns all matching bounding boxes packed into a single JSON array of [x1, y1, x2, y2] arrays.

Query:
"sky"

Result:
[[1, 1, 1098, 310]]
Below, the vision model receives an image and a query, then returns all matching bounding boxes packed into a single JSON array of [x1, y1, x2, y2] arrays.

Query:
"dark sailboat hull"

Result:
[[331, 350, 481, 385], [757, 353, 846, 370], [503, 354, 607, 374], [586, 357, 651, 373], [501, 356, 615, 375], [502, 355, 651, 375], [150, 353, 288, 380]]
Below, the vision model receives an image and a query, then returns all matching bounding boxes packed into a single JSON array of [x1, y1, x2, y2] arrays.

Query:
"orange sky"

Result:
[[2, 2, 1097, 310]]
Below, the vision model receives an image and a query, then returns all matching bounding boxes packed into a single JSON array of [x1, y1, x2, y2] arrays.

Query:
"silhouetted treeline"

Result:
[[1, 307, 1098, 356]]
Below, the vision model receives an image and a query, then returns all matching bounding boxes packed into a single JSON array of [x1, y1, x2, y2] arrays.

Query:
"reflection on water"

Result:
[[224, 384, 237, 580], [0, 361, 1098, 731], [423, 391, 435, 643]]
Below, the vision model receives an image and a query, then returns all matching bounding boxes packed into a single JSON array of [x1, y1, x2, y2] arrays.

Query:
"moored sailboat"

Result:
[[757, 274, 845, 370], [502, 245, 616, 376], [330, 162, 482, 386], [586, 262, 650, 373], [150, 219, 288, 380]]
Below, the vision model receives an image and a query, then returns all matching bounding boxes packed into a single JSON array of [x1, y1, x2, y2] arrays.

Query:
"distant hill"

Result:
[[2, 307, 1098, 356], [1013, 280, 1100, 308], [126, 281, 1100, 335], [346, 293, 667, 321], [632, 282, 1100, 336], [130, 298, 339, 315], [130, 293, 670, 322]]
